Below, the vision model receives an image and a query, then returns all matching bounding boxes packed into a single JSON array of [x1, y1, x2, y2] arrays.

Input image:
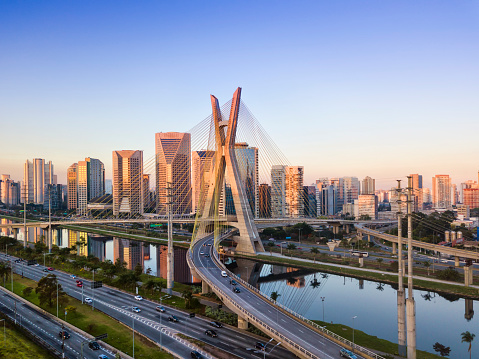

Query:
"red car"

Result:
[[47, 267, 54, 271], [76, 282, 83, 287]]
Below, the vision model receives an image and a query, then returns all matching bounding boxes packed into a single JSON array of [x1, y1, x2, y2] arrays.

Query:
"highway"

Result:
[[0, 284, 114, 358], [3, 253, 298, 359], [190, 236, 374, 359]]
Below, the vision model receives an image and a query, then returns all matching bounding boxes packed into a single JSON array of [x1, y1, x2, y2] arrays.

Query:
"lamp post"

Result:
[[43, 252, 52, 268], [352, 316, 357, 347], [298, 228, 302, 244], [56, 279, 59, 318], [320, 296, 325, 322], [159, 295, 171, 349], [280, 242, 287, 256], [263, 338, 274, 359], [131, 306, 135, 359]]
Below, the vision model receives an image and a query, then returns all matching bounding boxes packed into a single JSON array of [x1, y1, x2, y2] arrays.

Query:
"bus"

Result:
[[350, 250, 369, 258]]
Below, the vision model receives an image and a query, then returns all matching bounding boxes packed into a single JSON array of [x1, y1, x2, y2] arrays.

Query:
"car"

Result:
[[340, 348, 357, 359], [207, 243, 212, 246], [205, 329, 217, 337], [200, 252, 204, 255], [85, 297, 93, 304], [47, 267, 54, 271], [89, 341, 100, 350], [230, 279, 237, 285], [43, 268, 48, 272], [58, 330, 70, 339], [132, 307, 141, 313], [190, 351, 203, 359], [76, 279, 82, 283], [98, 355, 110, 359], [34, 263, 39, 266], [77, 282, 83, 287], [156, 306, 166, 312], [70, 274, 77, 279], [134, 295, 143, 301], [209, 321, 222, 328], [204, 254, 210, 258], [221, 271, 227, 277], [233, 287, 240, 293], [255, 342, 266, 351], [168, 315, 179, 322]]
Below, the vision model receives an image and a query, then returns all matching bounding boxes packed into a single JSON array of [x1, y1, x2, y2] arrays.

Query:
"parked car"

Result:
[[340, 348, 358, 359], [85, 297, 93, 304], [156, 306, 165, 313], [58, 330, 70, 339], [132, 307, 141, 313], [89, 341, 100, 350], [221, 271, 227, 277], [168, 315, 179, 322], [190, 351, 203, 358], [209, 321, 222, 328], [205, 329, 217, 337], [255, 342, 266, 351], [134, 295, 143, 301]]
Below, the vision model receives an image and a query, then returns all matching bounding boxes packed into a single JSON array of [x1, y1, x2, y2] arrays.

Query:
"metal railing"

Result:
[[188, 240, 386, 359]]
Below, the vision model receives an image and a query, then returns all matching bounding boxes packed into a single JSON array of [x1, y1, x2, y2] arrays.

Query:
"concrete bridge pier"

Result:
[[455, 256, 460, 267], [367, 234, 371, 242], [464, 265, 473, 287], [359, 256, 364, 267], [343, 224, 350, 233], [238, 316, 248, 330], [465, 299, 474, 320], [201, 281, 211, 294], [12, 228, 18, 239], [392, 242, 397, 255]]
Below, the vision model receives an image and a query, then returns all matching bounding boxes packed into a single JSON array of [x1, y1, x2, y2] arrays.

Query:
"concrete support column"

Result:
[[397, 290, 407, 357], [392, 242, 397, 255], [367, 234, 371, 242], [406, 298, 417, 359], [455, 256, 460, 267], [343, 224, 350, 233], [12, 228, 18, 240], [359, 257, 364, 267], [464, 266, 472, 287], [238, 316, 248, 330], [201, 281, 211, 294]]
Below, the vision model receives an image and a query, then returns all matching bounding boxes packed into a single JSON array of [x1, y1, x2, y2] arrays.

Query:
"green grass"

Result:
[[314, 320, 442, 359], [0, 316, 53, 358], [253, 254, 479, 298], [5, 274, 173, 359]]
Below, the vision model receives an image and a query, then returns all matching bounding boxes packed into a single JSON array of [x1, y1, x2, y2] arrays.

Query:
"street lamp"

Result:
[[43, 252, 52, 267], [130, 306, 135, 359], [263, 338, 274, 359], [280, 242, 287, 256], [159, 295, 171, 349], [320, 296, 325, 322], [352, 315, 357, 348], [299, 228, 302, 244]]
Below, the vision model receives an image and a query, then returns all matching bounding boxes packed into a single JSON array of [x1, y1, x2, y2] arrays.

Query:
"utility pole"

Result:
[[61, 323, 65, 358], [396, 180, 406, 357], [166, 182, 174, 295], [48, 185, 52, 253], [406, 176, 416, 359], [23, 183, 27, 248]]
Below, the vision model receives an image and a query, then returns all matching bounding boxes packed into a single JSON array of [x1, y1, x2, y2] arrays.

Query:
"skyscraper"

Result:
[[410, 174, 423, 211], [285, 166, 304, 218], [0, 175, 20, 207], [342, 177, 360, 204], [67, 164, 78, 211], [258, 183, 271, 218], [192, 150, 215, 214], [361, 176, 375, 195], [113, 150, 143, 216], [321, 185, 337, 216], [234, 143, 259, 217], [142, 174, 152, 212], [23, 158, 54, 204], [155, 132, 191, 215], [303, 185, 317, 217], [432, 175, 452, 209], [271, 165, 286, 217]]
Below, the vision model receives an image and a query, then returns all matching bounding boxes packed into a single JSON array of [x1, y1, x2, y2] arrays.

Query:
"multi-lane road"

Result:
[[191, 236, 366, 359], [1, 253, 299, 359]]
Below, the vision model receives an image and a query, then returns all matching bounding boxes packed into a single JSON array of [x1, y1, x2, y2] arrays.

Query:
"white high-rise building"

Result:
[[23, 159, 54, 204], [432, 175, 452, 209], [271, 165, 286, 217]]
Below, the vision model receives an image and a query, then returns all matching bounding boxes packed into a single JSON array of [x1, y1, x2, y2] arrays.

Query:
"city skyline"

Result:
[[1, 1, 478, 188]]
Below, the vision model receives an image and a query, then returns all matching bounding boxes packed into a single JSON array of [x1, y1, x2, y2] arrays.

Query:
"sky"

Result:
[[1, 1, 478, 190]]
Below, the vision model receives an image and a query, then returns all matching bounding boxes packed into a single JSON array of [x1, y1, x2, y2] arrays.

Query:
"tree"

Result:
[[424, 261, 431, 276], [146, 267, 152, 276], [22, 287, 33, 297], [36, 274, 67, 308], [461, 331, 475, 359], [65, 305, 77, 317], [310, 247, 320, 263], [287, 243, 297, 256], [143, 279, 156, 295], [266, 242, 275, 255], [376, 257, 383, 269], [182, 288, 198, 309], [134, 262, 143, 277], [270, 291, 280, 301]]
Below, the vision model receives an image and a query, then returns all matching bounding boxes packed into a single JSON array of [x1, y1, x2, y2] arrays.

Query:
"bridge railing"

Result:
[[187, 250, 320, 359], [208, 245, 385, 359]]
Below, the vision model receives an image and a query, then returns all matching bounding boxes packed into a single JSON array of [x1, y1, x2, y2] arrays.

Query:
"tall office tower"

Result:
[[432, 175, 452, 209], [23, 159, 54, 204], [321, 185, 337, 216], [361, 176, 375, 195], [451, 184, 458, 206], [258, 183, 271, 218], [463, 188, 479, 209], [460, 180, 478, 203], [113, 238, 143, 270], [234, 143, 259, 217], [303, 185, 317, 217], [43, 184, 63, 211], [155, 132, 191, 215], [67, 163, 78, 210], [376, 189, 389, 203], [357, 194, 378, 219], [409, 174, 423, 211], [315, 178, 329, 216], [192, 150, 215, 214], [112, 150, 143, 217], [422, 188, 431, 206], [342, 177, 360, 204], [142, 174, 152, 212], [271, 165, 286, 217], [285, 166, 304, 218], [330, 178, 344, 212], [0, 175, 20, 207]]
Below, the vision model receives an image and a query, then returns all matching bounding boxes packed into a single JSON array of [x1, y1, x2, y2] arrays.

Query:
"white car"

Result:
[[200, 252, 204, 255], [85, 297, 93, 304], [132, 307, 141, 313], [134, 295, 143, 301], [221, 271, 227, 277]]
